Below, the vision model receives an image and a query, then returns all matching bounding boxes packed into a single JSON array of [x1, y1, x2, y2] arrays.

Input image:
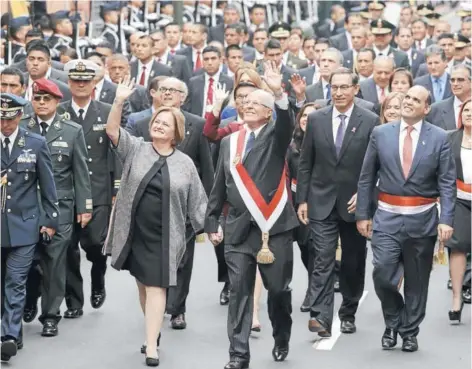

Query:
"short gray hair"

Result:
[[425, 45, 447, 62], [161, 77, 188, 100], [323, 47, 344, 65], [250, 89, 275, 110], [374, 55, 396, 69], [451, 63, 472, 79]]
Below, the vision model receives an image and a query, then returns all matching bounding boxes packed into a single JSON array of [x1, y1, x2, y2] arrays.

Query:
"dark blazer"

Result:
[[311, 98, 376, 112], [298, 65, 318, 85], [386, 47, 410, 69], [415, 62, 428, 78], [204, 104, 299, 244], [356, 121, 456, 237], [358, 78, 383, 114], [164, 53, 193, 84], [242, 45, 256, 63], [96, 79, 132, 127], [184, 73, 234, 117], [58, 100, 115, 205], [426, 96, 457, 130], [297, 104, 380, 222], [409, 49, 426, 78], [24, 73, 71, 102], [208, 23, 225, 44], [448, 129, 466, 184], [256, 63, 297, 96], [286, 53, 308, 70], [305, 80, 326, 101], [315, 20, 344, 39], [1, 127, 59, 247], [11, 59, 64, 72], [413, 73, 453, 104], [176, 46, 194, 72], [130, 59, 173, 88], [330, 32, 349, 52], [129, 110, 214, 195], [342, 49, 355, 71]]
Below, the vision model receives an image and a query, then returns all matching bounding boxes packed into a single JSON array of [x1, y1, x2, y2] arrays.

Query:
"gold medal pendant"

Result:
[[233, 154, 241, 165], [256, 232, 275, 264]]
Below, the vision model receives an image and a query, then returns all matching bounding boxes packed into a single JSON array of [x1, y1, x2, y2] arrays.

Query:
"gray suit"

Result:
[[21, 113, 92, 323], [242, 45, 256, 63], [409, 49, 426, 78], [164, 53, 193, 84], [426, 96, 458, 131], [298, 65, 318, 85], [330, 32, 349, 51], [342, 49, 355, 71], [413, 74, 453, 104], [383, 47, 410, 69], [356, 121, 456, 338], [297, 104, 380, 330], [205, 103, 298, 361], [305, 80, 326, 101], [359, 78, 383, 114]]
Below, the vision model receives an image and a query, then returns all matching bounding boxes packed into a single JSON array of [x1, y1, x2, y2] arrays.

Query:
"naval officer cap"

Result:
[[64, 60, 98, 81], [32, 78, 64, 100], [0, 93, 28, 120], [367, 1, 386, 11], [454, 33, 471, 49], [268, 21, 291, 38], [370, 19, 395, 35]]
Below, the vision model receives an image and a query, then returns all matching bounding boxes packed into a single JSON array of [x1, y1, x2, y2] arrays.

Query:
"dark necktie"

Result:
[[78, 109, 85, 122], [245, 131, 256, 156], [40, 122, 48, 136], [3, 137, 10, 161], [335, 114, 347, 156], [326, 84, 331, 100]]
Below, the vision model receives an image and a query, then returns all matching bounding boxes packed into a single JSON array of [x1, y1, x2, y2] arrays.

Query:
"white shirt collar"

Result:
[[72, 99, 92, 118], [454, 96, 463, 108], [247, 123, 267, 138], [38, 115, 55, 127], [374, 45, 390, 55], [206, 72, 220, 83], [333, 103, 354, 120], [400, 119, 422, 132], [1, 126, 19, 146], [158, 50, 170, 64], [140, 58, 154, 70]]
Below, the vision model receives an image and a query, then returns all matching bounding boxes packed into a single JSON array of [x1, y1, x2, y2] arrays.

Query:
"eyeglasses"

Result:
[[330, 85, 354, 92], [33, 95, 54, 102], [158, 87, 184, 94], [450, 78, 467, 83]]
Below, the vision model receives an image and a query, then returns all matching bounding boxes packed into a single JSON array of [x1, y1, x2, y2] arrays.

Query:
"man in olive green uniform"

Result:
[[20, 78, 92, 337]]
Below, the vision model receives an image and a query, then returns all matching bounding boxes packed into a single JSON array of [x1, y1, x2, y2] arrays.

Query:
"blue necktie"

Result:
[[326, 84, 331, 100], [245, 131, 256, 156], [434, 78, 443, 101], [335, 114, 346, 157]]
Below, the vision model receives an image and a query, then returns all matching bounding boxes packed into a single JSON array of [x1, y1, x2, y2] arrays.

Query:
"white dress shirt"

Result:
[[137, 59, 155, 86], [454, 97, 463, 128], [255, 50, 264, 61], [72, 99, 92, 119], [332, 104, 354, 142], [321, 79, 330, 99], [157, 50, 170, 65], [202, 72, 220, 116], [1, 127, 19, 155], [376, 85, 389, 102], [373, 45, 391, 57]]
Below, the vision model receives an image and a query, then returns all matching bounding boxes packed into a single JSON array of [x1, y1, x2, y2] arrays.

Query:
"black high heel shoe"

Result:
[[141, 333, 161, 354], [448, 301, 464, 324], [145, 355, 159, 367]]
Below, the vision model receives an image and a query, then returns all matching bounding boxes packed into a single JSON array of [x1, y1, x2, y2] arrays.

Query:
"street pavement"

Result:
[[14, 240, 471, 369]]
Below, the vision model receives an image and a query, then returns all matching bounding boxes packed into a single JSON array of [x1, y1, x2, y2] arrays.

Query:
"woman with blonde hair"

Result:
[[380, 92, 405, 124], [104, 77, 208, 367]]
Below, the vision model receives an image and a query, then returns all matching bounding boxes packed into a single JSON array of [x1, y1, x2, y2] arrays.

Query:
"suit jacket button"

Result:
[[7, 169, 11, 173], [89, 171, 93, 175], [87, 145, 91, 149], [7, 182, 11, 186], [6, 195, 10, 199], [7, 209, 11, 213], [89, 158, 92, 162]]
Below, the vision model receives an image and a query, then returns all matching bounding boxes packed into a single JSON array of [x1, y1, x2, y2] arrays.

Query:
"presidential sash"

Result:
[[229, 128, 288, 264]]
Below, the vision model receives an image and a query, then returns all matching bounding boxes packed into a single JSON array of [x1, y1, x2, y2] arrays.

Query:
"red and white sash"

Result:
[[229, 129, 288, 233]]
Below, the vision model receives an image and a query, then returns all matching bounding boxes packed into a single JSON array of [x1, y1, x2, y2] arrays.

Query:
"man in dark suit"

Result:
[[208, 3, 240, 44], [0, 93, 59, 362], [150, 29, 193, 84], [99, 3, 121, 52], [395, 26, 426, 77], [356, 85, 456, 352], [371, 19, 410, 69], [224, 23, 256, 62], [205, 67, 298, 369], [299, 38, 329, 85], [130, 35, 173, 89], [297, 68, 380, 338], [184, 46, 233, 118], [19, 79, 92, 337], [59, 60, 114, 319], [411, 19, 435, 51], [176, 23, 209, 73], [413, 45, 452, 104], [23, 40, 71, 101], [427, 64, 471, 130], [342, 27, 368, 72], [330, 12, 363, 52], [128, 76, 214, 330], [314, 4, 346, 39]]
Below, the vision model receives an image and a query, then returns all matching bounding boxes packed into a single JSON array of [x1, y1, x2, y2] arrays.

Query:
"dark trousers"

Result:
[[371, 229, 437, 338], [308, 209, 367, 329], [166, 233, 196, 316], [24, 224, 73, 323], [225, 226, 293, 362], [1, 245, 36, 339], [65, 206, 109, 310], [216, 214, 229, 284]]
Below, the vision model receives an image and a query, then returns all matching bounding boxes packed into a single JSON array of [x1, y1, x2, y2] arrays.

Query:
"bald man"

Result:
[[356, 85, 456, 353]]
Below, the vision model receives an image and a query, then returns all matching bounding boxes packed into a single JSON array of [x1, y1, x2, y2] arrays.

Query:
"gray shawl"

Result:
[[104, 128, 208, 285]]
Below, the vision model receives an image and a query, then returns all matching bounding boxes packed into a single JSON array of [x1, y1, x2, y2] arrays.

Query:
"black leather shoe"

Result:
[[1, 340, 17, 362], [141, 333, 161, 354], [145, 355, 160, 367], [23, 305, 38, 323], [64, 308, 83, 319], [381, 328, 397, 350], [340, 320, 356, 334], [224, 359, 249, 369], [171, 314, 187, 330], [41, 320, 58, 337], [91, 289, 106, 309], [272, 344, 289, 362], [402, 336, 418, 352], [334, 280, 340, 293], [449, 301, 464, 324], [220, 283, 230, 305], [308, 317, 331, 337], [463, 288, 471, 304], [17, 338, 23, 350], [300, 305, 310, 312]]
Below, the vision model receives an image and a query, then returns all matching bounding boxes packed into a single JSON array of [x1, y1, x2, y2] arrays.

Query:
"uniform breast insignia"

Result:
[[57, 154, 63, 162], [17, 137, 25, 148], [28, 118, 36, 128], [54, 121, 61, 130], [52, 141, 68, 148], [62, 112, 71, 120], [93, 124, 106, 131], [17, 149, 36, 164], [99, 136, 104, 144], [101, 91, 107, 99]]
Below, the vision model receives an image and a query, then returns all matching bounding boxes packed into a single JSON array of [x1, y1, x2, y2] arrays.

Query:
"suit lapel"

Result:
[[131, 61, 138, 80], [322, 107, 337, 158], [82, 101, 99, 135], [407, 123, 431, 180], [177, 113, 193, 153], [45, 114, 63, 143], [452, 130, 464, 179], [196, 76, 205, 114], [442, 99, 456, 130], [391, 122, 404, 178], [337, 106, 363, 161], [100, 81, 111, 102]]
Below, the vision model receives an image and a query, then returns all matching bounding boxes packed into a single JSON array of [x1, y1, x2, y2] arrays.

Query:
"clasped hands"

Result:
[[208, 225, 224, 246]]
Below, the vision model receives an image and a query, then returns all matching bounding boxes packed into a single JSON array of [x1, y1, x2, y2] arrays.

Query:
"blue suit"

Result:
[[356, 120, 456, 338], [1, 127, 59, 340], [126, 108, 152, 134]]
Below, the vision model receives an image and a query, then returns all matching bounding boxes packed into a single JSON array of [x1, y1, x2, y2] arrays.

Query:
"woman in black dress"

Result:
[[445, 99, 472, 323], [287, 102, 320, 311]]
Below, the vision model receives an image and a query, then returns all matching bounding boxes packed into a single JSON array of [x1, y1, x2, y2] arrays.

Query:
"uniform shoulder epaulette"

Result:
[[61, 119, 82, 130]]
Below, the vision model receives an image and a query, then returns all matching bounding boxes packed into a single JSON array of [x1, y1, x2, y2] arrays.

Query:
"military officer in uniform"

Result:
[[20, 79, 93, 337], [47, 11, 74, 59], [100, 3, 122, 53], [0, 93, 58, 362], [59, 60, 114, 318]]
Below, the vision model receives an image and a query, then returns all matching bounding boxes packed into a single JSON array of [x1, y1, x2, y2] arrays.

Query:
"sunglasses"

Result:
[[33, 95, 54, 102]]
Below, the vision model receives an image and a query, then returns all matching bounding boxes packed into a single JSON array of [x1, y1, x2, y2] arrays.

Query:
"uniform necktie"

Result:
[[139, 65, 147, 86], [326, 84, 331, 100], [335, 114, 347, 156], [195, 51, 202, 71], [205, 77, 214, 119], [40, 122, 48, 136], [402, 126, 414, 178], [78, 109, 85, 122], [3, 137, 10, 161], [245, 131, 256, 156]]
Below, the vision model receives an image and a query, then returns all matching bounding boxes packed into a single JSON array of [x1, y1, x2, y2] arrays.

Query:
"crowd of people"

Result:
[[0, 0, 471, 368]]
